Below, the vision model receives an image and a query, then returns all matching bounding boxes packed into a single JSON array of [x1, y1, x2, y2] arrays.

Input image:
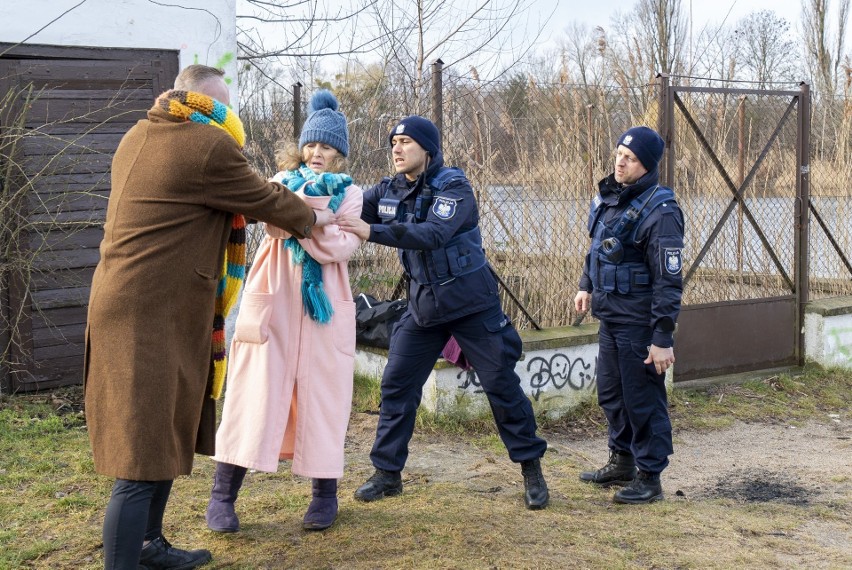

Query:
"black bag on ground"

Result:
[[355, 293, 407, 348]]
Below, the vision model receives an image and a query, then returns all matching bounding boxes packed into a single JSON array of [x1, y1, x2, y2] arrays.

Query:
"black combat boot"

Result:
[[353, 468, 403, 502], [613, 470, 664, 504], [520, 458, 549, 510], [138, 535, 212, 569], [579, 450, 637, 487]]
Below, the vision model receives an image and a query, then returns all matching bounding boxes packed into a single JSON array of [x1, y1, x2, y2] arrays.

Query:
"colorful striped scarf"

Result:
[[282, 165, 350, 323], [157, 89, 246, 400]]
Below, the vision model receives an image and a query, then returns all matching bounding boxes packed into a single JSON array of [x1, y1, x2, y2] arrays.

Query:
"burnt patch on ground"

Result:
[[701, 468, 815, 505]]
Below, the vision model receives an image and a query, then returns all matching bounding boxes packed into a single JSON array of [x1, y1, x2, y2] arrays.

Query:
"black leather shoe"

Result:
[[613, 471, 664, 504], [353, 469, 402, 502], [579, 450, 637, 487], [138, 536, 212, 570], [521, 458, 549, 510]]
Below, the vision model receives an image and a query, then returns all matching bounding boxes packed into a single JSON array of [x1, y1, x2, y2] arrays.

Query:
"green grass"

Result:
[[0, 365, 850, 569], [668, 365, 852, 429]]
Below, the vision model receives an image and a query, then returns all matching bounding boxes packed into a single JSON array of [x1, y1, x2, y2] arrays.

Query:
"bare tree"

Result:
[[361, 0, 544, 114], [689, 22, 740, 87], [734, 10, 801, 89], [636, 0, 688, 76], [555, 23, 608, 90], [801, 0, 850, 95]]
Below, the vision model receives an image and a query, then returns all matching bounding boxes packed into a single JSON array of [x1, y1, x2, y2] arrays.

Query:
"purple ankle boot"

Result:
[[302, 478, 338, 531], [206, 462, 248, 533]]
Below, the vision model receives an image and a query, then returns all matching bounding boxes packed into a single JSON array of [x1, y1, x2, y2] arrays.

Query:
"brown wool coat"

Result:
[[84, 106, 316, 481]]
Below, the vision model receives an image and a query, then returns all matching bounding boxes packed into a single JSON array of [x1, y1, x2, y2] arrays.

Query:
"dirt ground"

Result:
[[344, 411, 852, 552]]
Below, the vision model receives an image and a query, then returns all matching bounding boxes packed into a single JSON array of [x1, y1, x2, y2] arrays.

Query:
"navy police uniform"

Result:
[[579, 165, 684, 475], [361, 147, 547, 473]]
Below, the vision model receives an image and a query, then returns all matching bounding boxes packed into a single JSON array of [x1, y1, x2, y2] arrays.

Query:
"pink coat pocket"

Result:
[[233, 292, 275, 343]]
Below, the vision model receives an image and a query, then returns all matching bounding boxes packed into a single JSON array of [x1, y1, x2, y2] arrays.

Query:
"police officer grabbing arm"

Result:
[[338, 116, 550, 510]]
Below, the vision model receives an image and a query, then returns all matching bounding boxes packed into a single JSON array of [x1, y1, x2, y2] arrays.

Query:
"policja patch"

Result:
[[378, 198, 402, 221], [663, 247, 682, 274], [432, 196, 457, 220]]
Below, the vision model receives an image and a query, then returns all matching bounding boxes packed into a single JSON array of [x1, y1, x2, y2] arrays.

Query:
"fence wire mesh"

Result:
[[670, 87, 801, 305], [238, 73, 852, 330], [808, 95, 852, 299]]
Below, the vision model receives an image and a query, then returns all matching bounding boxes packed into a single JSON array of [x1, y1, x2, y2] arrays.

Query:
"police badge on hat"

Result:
[[663, 247, 682, 275], [432, 196, 457, 220]]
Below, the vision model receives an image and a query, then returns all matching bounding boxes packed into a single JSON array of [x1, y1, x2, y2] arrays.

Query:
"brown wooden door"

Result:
[[0, 44, 178, 393]]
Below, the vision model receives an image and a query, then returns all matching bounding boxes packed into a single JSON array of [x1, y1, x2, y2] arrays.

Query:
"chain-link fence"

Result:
[[808, 94, 852, 299], [667, 86, 802, 305], [238, 69, 852, 331]]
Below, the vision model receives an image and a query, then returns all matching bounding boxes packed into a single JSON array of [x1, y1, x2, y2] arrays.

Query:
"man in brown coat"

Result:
[[84, 65, 333, 569]]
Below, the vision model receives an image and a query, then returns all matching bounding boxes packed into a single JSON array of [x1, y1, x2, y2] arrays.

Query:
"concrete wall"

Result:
[[357, 296, 852, 419], [805, 296, 852, 369], [358, 324, 606, 419], [0, 0, 238, 102]]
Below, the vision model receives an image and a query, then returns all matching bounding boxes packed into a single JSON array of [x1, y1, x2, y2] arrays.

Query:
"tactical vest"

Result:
[[587, 184, 676, 295], [379, 167, 487, 285]]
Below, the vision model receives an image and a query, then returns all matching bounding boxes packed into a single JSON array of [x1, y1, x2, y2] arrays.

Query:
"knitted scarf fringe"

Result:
[[157, 89, 247, 400], [283, 165, 350, 324]]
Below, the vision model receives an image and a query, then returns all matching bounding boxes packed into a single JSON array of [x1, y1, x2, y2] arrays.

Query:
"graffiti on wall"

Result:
[[526, 353, 597, 400], [192, 52, 235, 84], [456, 352, 597, 401], [827, 326, 852, 364]]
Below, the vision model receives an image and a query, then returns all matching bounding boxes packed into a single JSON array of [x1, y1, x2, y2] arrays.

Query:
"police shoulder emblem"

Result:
[[664, 248, 682, 275], [432, 196, 457, 220]]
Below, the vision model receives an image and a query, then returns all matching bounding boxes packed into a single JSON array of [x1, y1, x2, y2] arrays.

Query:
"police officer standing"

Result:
[[337, 116, 549, 510], [574, 126, 684, 504]]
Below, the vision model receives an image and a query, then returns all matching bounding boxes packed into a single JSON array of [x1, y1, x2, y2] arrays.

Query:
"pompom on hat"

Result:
[[616, 126, 665, 171], [299, 90, 349, 156], [388, 115, 441, 156]]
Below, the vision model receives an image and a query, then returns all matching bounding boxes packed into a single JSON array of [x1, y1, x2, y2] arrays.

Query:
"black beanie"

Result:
[[388, 116, 441, 156], [617, 126, 665, 171]]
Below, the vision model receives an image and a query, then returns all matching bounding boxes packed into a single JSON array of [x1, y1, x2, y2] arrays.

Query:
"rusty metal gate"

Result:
[[657, 77, 811, 381]]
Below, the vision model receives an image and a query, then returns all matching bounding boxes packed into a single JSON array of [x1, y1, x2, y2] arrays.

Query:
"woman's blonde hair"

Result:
[[275, 140, 348, 174]]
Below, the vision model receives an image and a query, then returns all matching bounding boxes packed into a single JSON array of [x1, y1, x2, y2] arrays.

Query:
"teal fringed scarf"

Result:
[[282, 165, 351, 323]]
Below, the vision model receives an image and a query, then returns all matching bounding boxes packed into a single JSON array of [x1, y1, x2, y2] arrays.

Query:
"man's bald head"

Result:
[[174, 64, 230, 106]]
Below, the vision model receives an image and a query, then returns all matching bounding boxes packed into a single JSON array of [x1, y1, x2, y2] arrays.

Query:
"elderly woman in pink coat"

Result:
[[206, 90, 363, 532]]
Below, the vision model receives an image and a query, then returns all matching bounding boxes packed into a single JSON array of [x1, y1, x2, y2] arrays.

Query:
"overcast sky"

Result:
[[534, 0, 847, 51], [238, 0, 850, 79], [544, 0, 806, 32]]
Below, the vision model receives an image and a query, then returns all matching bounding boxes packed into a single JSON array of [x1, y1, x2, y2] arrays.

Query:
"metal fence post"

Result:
[[656, 73, 673, 186], [0, 267, 8, 394], [293, 82, 303, 140], [431, 59, 443, 133], [586, 104, 595, 190], [795, 82, 811, 365]]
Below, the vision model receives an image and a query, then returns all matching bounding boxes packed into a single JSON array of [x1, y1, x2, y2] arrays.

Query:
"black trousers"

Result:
[[102, 478, 173, 569], [370, 302, 547, 472], [596, 320, 673, 474]]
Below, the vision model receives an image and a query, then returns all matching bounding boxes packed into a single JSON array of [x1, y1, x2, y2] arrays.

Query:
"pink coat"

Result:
[[214, 184, 363, 478]]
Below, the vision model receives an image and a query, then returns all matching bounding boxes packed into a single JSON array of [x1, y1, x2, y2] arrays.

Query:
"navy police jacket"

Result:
[[578, 168, 685, 347], [361, 151, 499, 327]]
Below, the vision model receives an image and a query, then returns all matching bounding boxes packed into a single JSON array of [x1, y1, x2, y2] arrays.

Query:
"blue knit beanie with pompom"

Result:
[[299, 90, 349, 156]]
